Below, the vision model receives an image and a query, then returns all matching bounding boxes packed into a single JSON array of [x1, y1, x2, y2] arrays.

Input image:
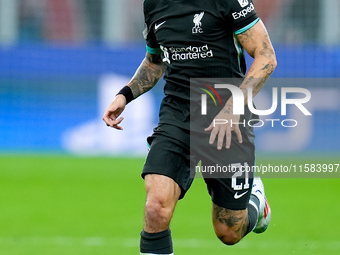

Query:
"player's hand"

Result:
[[204, 108, 242, 150], [102, 95, 127, 130]]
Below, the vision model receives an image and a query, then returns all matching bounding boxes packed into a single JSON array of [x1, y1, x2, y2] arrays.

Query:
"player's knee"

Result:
[[216, 229, 242, 246]]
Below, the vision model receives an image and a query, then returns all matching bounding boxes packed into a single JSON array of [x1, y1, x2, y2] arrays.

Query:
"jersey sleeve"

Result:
[[223, 0, 260, 35], [143, 25, 162, 55], [143, 0, 161, 55]]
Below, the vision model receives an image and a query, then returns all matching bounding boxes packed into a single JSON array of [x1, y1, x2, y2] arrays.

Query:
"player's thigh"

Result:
[[142, 124, 194, 200]]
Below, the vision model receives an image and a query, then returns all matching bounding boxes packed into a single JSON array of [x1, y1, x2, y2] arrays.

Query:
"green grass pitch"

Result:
[[0, 155, 339, 255]]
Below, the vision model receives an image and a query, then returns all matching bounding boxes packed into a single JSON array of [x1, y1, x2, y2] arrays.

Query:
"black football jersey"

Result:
[[143, 0, 260, 129]]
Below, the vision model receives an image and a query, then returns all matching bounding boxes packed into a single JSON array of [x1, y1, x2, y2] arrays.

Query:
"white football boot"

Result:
[[252, 177, 271, 233]]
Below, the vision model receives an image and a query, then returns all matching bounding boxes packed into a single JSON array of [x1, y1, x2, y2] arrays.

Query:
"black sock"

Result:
[[140, 229, 173, 254], [245, 194, 260, 235]]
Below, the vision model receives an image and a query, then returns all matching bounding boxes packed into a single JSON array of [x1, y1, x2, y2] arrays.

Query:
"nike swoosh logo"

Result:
[[234, 191, 249, 199], [155, 21, 166, 30]]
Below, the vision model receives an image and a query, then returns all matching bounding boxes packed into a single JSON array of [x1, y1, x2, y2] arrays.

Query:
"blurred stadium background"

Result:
[[0, 0, 339, 254]]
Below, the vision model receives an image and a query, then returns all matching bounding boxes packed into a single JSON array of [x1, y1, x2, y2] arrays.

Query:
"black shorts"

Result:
[[142, 124, 256, 210]]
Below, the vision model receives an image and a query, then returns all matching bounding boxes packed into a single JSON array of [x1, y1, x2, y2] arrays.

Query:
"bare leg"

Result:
[[212, 203, 249, 245], [143, 174, 181, 233]]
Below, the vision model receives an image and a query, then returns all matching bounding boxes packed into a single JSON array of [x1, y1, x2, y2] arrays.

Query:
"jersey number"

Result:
[[231, 162, 250, 191]]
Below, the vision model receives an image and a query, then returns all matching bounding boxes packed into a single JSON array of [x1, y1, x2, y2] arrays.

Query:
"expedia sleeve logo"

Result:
[[232, 3, 255, 20], [237, 0, 249, 8]]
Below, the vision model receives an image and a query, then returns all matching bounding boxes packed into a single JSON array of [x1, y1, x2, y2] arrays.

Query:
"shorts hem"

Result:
[[141, 170, 188, 200], [211, 197, 248, 210]]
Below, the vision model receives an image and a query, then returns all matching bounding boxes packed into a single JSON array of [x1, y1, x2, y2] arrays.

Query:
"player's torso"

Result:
[[144, 0, 245, 80]]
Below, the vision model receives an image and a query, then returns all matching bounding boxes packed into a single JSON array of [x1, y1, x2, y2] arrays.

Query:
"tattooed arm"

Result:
[[237, 19, 277, 101], [205, 20, 276, 150], [102, 52, 164, 130], [128, 52, 165, 98]]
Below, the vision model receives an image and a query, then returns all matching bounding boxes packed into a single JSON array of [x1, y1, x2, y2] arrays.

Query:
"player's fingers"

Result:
[[103, 114, 124, 128], [110, 116, 124, 129], [233, 125, 243, 144], [208, 126, 219, 145], [217, 128, 226, 150], [204, 122, 214, 132], [103, 117, 110, 126], [112, 124, 123, 130], [102, 111, 114, 125], [225, 128, 232, 149]]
